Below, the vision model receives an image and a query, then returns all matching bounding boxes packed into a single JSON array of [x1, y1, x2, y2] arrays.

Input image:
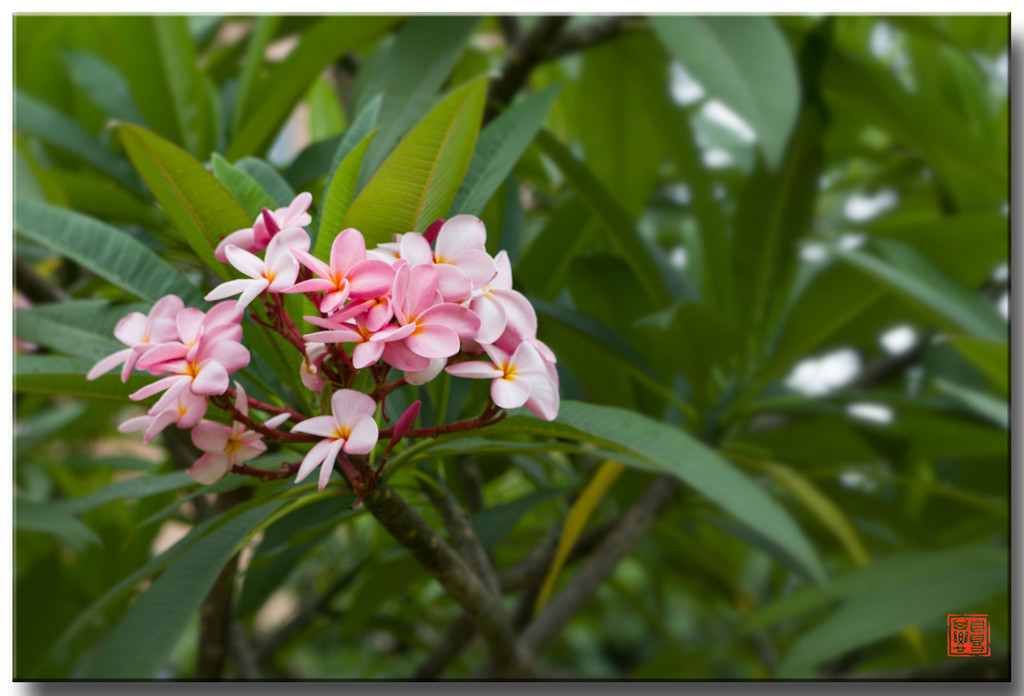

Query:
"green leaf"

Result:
[[15, 197, 202, 303], [834, 238, 1005, 341], [470, 488, 567, 550], [573, 34, 665, 216], [314, 129, 377, 258], [777, 551, 1007, 675], [230, 15, 282, 134], [352, 16, 480, 183], [15, 355, 149, 402], [15, 91, 143, 194], [307, 76, 347, 141], [50, 170, 162, 227], [651, 16, 800, 167], [227, 16, 397, 159], [340, 77, 487, 246], [535, 130, 671, 309], [14, 307, 121, 360], [934, 378, 1008, 429], [16, 499, 101, 547], [61, 49, 144, 124], [58, 472, 196, 515], [451, 85, 560, 216], [211, 153, 276, 218], [948, 335, 1008, 395], [742, 545, 1004, 635], [731, 107, 824, 340], [111, 16, 209, 157], [83, 498, 289, 678], [235, 157, 296, 207], [119, 123, 252, 278], [425, 402, 825, 584]]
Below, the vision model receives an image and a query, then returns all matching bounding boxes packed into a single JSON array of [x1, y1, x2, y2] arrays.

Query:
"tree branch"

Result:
[[455, 455, 486, 516], [520, 475, 682, 655], [361, 482, 532, 677], [543, 16, 646, 60], [420, 480, 500, 595], [485, 15, 569, 123]]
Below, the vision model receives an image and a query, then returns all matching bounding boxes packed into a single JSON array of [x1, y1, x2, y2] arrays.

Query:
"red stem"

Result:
[[232, 462, 300, 481], [211, 395, 317, 443], [223, 386, 305, 422]]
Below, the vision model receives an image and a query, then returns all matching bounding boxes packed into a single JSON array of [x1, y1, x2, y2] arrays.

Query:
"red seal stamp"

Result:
[[947, 614, 990, 657]]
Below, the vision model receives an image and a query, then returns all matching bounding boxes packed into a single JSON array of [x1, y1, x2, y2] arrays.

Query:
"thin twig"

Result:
[[543, 16, 645, 60]]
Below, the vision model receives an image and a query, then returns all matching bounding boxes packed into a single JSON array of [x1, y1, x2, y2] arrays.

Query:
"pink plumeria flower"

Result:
[[87, 295, 184, 382], [119, 386, 208, 442], [187, 383, 290, 485], [446, 340, 559, 421], [370, 264, 480, 372], [135, 301, 243, 372], [129, 334, 250, 401], [469, 250, 537, 345], [326, 295, 394, 331], [287, 228, 394, 313], [205, 228, 310, 312], [215, 192, 313, 262], [300, 344, 329, 391], [305, 314, 383, 369], [291, 389, 379, 491]]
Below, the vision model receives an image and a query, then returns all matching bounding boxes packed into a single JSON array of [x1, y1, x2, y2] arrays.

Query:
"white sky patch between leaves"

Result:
[[785, 349, 861, 396]]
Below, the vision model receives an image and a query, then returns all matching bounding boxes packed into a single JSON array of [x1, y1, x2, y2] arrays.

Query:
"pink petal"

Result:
[[481, 343, 512, 367], [365, 298, 394, 331], [435, 215, 486, 258], [342, 413, 378, 455], [318, 438, 346, 490], [295, 439, 334, 483], [399, 232, 434, 267], [434, 264, 473, 303], [403, 265, 440, 320], [187, 452, 233, 485], [491, 375, 531, 409], [352, 340, 385, 369], [198, 341, 250, 373], [490, 250, 513, 289], [382, 341, 430, 371], [423, 218, 445, 243], [191, 421, 232, 453], [176, 308, 205, 345], [135, 343, 188, 371], [269, 227, 311, 260], [347, 260, 395, 300], [406, 324, 460, 359], [419, 303, 481, 340], [264, 413, 290, 430], [331, 388, 377, 420], [320, 288, 350, 314], [446, 360, 503, 380], [292, 415, 339, 438], [291, 247, 333, 279], [233, 381, 249, 417], [215, 228, 256, 263], [285, 192, 313, 224], [113, 312, 147, 345], [225, 245, 266, 279], [330, 228, 367, 274], [287, 278, 335, 294], [236, 279, 270, 311], [524, 373, 559, 421], [468, 295, 506, 344], [493, 288, 537, 340], [405, 358, 446, 385], [370, 322, 416, 343], [190, 360, 229, 396], [87, 348, 132, 381], [511, 340, 547, 375], [306, 327, 362, 344], [450, 249, 497, 288], [205, 278, 256, 302], [130, 374, 187, 401]]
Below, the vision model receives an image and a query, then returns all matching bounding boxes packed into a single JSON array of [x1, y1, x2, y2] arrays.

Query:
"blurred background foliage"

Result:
[[13, 14, 1009, 679]]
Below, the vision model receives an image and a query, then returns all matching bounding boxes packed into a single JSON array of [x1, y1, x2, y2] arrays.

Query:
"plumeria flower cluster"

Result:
[[91, 193, 559, 500]]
